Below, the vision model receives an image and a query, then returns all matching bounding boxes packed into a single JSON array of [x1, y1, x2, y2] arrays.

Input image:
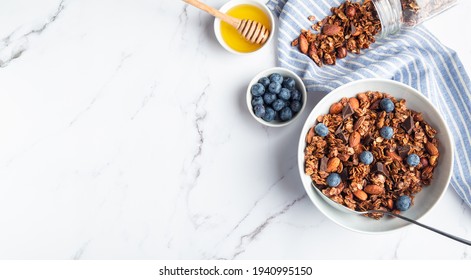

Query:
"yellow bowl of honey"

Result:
[[214, 0, 275, 54]]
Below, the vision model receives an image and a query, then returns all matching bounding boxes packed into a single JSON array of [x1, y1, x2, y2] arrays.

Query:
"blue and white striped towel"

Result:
[[267, 0, 471, 207]]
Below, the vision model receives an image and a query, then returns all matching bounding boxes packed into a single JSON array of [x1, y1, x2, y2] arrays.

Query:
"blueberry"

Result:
[[269, 73, 283, 84], [272, 99, 285, 111], [290, 100, 302, 113], [395, 195, 411, 211], [251, 83, 265, 97], [282, 77, 296, 90], [359, 150, 374, 165], [280, 107, 293, 121], [380, 126, 394, 139], [253, 104, 265, 118], [279, 88, 291, 100], [258, 77, 270, 88], [406, 153, 420, 167], [251, 96, 264, 107], [268, 82, 281, 94], [291, 89, 302, 101], [315, 123, 329, 137], [262, 107, 276, 122], [326, 173, 341, 187], [263, 93, 276, 105], [380, 98, 395, 113]]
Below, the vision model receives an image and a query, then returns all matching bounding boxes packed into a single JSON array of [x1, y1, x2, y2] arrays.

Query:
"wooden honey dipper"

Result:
[[183, 0, 270, 45]]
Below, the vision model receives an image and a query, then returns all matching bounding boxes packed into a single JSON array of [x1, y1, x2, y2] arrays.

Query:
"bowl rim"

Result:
[[213, 0, 276, 55], [246, 67, 307, 127], [297, 78, 454, 234]]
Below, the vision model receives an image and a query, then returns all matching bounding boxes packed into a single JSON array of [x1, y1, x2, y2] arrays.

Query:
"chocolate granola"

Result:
[[292, 0, 381, 66], [304, 91, 440, 219]]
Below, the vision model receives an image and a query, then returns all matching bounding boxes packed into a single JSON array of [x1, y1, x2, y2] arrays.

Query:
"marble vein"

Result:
[[230, 194, 307, 259], [224, 163, 297, 239], [72, 240, 91, 260], [130, 81, 159, 120], [185, 83, 210, 228], [68, 53, 132, 126], [0, 0, 66, 68], [392, 230, 407, 259]]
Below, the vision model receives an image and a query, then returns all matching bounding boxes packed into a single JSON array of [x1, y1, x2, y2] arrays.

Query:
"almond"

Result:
[[421, 166, 434, 179], [326, 157, 341, 172], [364, 184, 384, 195], [349, 131, 361, 147], [306, 127, 315, 144], [348, 97, 360, 110], [386, 150, 402, 162], [387, 198, 394, 209], [353, 190, 368, 201], [322, 24, 342, 36], [299, 34, 308, 54], [353, 116, 365, 131], [425, 142, 439, 156], [329, 102, 343, 114]]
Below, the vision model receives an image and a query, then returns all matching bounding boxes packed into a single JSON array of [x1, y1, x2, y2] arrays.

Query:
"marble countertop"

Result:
[[0, 0, 470, 259]]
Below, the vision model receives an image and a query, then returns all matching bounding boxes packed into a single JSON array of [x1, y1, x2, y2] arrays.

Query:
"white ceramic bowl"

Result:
[[247, 67, 307, 127], [297, 78, 454, 233], [214, 0, 275, 55]]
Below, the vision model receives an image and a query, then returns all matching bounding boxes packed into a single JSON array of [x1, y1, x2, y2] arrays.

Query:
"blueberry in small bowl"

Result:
[[246, 67, 307, 127]]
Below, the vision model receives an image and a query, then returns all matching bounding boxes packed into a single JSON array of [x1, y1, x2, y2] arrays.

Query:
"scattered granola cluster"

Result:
[[304, 91, 440, 219], [292, 0, 381, 66]]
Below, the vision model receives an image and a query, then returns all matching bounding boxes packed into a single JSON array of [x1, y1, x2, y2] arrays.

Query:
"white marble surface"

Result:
[[0, 0, 470, 259]]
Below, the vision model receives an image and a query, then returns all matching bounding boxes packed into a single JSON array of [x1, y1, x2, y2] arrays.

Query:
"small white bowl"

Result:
[[297, 78, 454, 233], [214, 0, 275, 55], [247, 67, 307, 127]]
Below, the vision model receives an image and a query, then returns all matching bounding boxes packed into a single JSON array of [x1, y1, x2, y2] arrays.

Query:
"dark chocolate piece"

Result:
[[372, 162, 389, 178], [362, 134, 374, 146], [340, 168, 349, 181], [342, 103, 355, 119], [401, 116, 415, 134], [337, 132, 348, 143], [319, 157, 329, 172], [335, 125, 348, 143], [397, 145, 410, 159], [335, 124, 343, 134]]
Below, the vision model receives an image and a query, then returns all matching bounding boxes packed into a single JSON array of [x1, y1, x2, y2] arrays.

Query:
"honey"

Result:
[[220, 4, 271, 53]]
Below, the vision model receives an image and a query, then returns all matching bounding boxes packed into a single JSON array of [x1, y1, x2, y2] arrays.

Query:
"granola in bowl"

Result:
[[304, 90, 440, 219]]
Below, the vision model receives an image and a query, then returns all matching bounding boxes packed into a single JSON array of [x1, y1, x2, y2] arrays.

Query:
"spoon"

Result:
[[312, 183, 471, 246], [183, 0, 270, 44]]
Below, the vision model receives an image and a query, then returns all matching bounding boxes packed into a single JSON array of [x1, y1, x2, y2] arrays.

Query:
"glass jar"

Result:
[[371, 0, 458, 37]]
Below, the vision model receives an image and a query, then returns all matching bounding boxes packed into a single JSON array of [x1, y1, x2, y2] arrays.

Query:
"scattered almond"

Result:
[[299, 34, 308, 54], [322, 24, 342, 36]]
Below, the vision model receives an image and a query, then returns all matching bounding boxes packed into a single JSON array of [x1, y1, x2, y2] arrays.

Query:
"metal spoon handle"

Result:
[[379, 211, 471, 246]]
